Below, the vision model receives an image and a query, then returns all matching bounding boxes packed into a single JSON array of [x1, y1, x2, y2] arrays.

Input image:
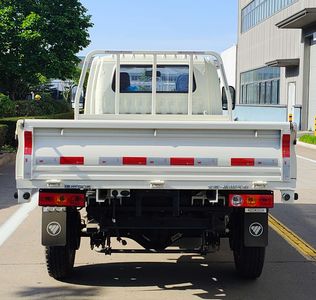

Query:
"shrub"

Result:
[[299, 134, 316, 145], [0, 111, 74, 146], [40, 92, 55, 101], [0, 94, 16, 118], [0, 124, 8, 147], [0, 94, 71, 118], [15, 99, 71, 117]]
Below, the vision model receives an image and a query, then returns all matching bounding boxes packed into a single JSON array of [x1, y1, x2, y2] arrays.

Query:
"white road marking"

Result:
[[0, 196, 37, 247], [297, 155, 316, 164]]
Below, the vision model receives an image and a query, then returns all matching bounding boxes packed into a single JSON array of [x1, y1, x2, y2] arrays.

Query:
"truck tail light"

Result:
[[282, 134, 291, 158], [24, 131, 33, 155], [229, 194, 274, 208], [39, 192, 85, 207]]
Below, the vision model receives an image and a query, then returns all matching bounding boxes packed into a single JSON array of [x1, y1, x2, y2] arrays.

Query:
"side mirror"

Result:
[[70, 85, 85, 110], [222, 86, 236, 110]]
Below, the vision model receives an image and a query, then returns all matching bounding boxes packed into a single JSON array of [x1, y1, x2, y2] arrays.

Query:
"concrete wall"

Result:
[[221, 45, 237, 87], [233, 105, 301, 129]]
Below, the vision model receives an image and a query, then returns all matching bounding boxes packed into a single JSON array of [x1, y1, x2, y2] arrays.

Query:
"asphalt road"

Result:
[[0, 160, 16, 210], [0, 145, 315, 300]]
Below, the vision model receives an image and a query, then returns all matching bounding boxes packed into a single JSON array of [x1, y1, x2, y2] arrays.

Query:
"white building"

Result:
[[237, 0, 316, 130], [221, 45, 237, 87]]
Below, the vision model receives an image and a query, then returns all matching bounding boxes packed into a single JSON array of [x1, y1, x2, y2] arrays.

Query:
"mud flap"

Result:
[[244, 209, 268, 247], [42, 207, 67, 246]]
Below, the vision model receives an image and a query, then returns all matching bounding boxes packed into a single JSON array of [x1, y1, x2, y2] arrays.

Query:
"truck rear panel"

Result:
[[16, 119, 296, 192]]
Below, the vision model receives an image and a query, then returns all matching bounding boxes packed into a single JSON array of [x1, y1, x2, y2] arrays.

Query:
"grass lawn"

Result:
[[299, 134, 316, 145]]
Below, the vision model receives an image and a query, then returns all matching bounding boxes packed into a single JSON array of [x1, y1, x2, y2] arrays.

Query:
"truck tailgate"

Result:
[[17, 120, 296, 190]]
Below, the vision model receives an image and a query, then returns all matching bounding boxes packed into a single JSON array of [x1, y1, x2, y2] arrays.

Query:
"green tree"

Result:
[[0, 0, 92, 100]]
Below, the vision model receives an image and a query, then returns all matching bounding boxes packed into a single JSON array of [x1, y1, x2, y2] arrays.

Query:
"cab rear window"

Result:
[[112, 65, 196, 93]]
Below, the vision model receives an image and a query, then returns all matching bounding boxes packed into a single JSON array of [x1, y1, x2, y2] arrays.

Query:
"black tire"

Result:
[[45, 245, 75, 279], [230, 210, 266, 279], [233, 245, 265, 279], [45, 208, 81, 279]]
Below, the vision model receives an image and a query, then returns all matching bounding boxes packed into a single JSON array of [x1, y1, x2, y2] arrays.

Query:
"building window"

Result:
[[240, 67, 280, 105], [241, 0, 297, 33]]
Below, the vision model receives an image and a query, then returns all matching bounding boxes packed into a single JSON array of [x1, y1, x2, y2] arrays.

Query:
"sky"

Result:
[[79, 0, 238, 55]]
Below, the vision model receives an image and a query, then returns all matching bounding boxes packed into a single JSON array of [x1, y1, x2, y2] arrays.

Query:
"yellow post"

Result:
[[288, 113, 293, 123]]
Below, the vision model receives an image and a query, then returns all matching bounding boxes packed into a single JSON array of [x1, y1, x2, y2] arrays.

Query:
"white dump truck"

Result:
[[15, 50, 297, 280]]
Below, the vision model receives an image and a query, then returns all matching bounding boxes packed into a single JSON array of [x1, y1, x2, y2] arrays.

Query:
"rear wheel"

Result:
[[45, 208, 81, 279], [233, 245, 265, 279], [230, 210, 266, 279], [45, 245, 75, 279]]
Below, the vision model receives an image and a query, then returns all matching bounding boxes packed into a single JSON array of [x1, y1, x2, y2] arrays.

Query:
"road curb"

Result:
[[0, 153, 16, 167], [297, 141, 316, 150]]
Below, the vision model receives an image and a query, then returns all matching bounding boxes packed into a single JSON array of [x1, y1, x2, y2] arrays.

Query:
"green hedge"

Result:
[[0, 94, 16, 117], [0, 111, 74, 147], [299, 134, 316, 145], [0, 124, 8, 147], [0, 93, 72, 118], [15, 99, 72, 117]]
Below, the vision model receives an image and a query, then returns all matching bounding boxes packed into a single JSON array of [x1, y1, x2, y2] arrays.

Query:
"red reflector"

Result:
[[60, 156, 84, 165], [282, 134, 291, 158], [123, 157, 147, 165], [231, 158, 255, 166], [24, 131, 33, 155], [229, 194, 274, 208], [170, 158, 194, 166], [39, 192, 85, 207]]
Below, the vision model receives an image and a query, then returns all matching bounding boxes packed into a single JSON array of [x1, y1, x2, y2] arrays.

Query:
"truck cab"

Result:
[[83, 53, 227, 117]]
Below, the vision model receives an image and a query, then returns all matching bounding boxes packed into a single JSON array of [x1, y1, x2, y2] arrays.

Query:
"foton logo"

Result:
[[249, 222, 264, 237], [46, 222, 62, 236]]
